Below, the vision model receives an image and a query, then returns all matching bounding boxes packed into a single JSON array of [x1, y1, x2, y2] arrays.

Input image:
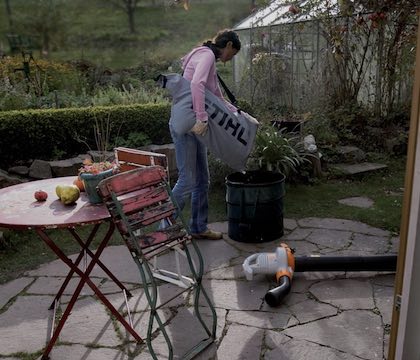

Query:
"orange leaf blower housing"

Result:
[[243, 243, 397, 307]]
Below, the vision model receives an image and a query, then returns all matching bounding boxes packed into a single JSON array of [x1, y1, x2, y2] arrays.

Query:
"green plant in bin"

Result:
[[251, 123, 307, 176]]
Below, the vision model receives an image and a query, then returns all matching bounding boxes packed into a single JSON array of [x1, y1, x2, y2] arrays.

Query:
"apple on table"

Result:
[[34, 190, 48, 202]]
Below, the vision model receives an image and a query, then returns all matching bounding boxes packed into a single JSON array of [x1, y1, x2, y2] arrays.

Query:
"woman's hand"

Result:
[[191, 120, 208, 136]]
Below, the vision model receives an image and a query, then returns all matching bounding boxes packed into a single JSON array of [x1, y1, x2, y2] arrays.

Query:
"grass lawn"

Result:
[[209, 155, 405, 234], [0, 0, 252, 69], [0, 154, 405, 285]]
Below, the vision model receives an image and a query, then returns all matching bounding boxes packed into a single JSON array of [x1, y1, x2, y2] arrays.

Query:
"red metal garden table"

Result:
[[0, 177, 142, 359]]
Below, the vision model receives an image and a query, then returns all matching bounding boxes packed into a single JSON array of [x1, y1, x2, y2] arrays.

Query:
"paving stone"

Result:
[[282, 227, 313, 241], [253, 239, 288, 252], [384, 333, 390, 360], [296, 271, 346, 281], [305, 228, 352, 250], [310, 278, 374, 309], [198, 279, 267, 310], [264, 332, 361, 360], [26, 254, 78, 277], [59, 297, 122, 347], [117, 307, 173, 340], [217, 323, 264, 360], [150, 307, 219, 359], [284, 218, 298, 230], [345, 271, 388, 279], [372, 274, 395, 287], [373, 282, 394, 325], [0, 277, 33, 310], [193, 342, 218, 360], [349, 233, 390, 254], [49, 344, 127, 359], [205, 262, 245, 280], [331, 162, 387, 175], [124, 344, 153, 360], [88, 245, 142, 283], [1, 219, 396, 359], [195, 239, 241, 271], [283, 310, 384, 359], [97, 279, 139, 295], [338, 196, 374, 208], [287, 298, 338, 323], [278, 292, 308, 308], [228, 309, 293, 329], [106, 284, 187, 314], [26, 276, 102, 296], [286, 276, 317, 294], [200, 306, 227, 341], [298, 217, 390, 237], [284, 240, 319, 255], [0, 295, 52, 355], [224, 238, 279, 253]]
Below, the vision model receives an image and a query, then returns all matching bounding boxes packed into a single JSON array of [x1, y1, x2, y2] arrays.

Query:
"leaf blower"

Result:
[[243, 244, 397, 307], [242, 243, 295, 307]]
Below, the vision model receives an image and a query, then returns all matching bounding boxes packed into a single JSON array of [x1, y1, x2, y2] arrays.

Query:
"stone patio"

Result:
[[0, 218, 398, 360]]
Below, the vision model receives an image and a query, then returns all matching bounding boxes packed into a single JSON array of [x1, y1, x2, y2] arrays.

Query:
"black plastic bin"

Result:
[[225, 171, 285, 243]]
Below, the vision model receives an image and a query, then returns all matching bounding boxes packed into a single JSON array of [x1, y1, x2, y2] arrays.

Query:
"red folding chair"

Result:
[[97, 165, 216, 359], [114, 146, 169, 176]]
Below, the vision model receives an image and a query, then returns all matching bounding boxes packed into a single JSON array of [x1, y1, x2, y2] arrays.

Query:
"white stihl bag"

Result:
[[158, 73, 258, 171]]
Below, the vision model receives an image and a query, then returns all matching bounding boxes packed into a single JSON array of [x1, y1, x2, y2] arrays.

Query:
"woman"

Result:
[[170, 29, 241, 240]]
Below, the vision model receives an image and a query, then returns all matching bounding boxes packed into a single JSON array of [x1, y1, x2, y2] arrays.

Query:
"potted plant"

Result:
[[225, 123, 307, 243], [250, 124, 307, 175], [78, 158, 118, 204], [73, 112, 120, 204]]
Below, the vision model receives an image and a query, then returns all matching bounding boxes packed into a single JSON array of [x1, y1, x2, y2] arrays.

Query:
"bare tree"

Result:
[[4, 0, 13, 31], [15, 0, 67, 56], [298, 0, 417, 115], [106, 0, 140, 34]]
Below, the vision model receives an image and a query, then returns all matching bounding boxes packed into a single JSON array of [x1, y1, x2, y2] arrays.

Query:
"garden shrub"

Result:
[[208, 154, 234, 190], [91, 83, 169, 107], [302, 101, 410, 159], [0, 55, 87, 97], [0, 56, 171, 111], [114, 132, 152, 149], [0, 103, 171, 169]]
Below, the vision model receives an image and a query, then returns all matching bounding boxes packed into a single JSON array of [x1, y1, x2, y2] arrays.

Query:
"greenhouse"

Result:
[[232, 0, 415, 114]]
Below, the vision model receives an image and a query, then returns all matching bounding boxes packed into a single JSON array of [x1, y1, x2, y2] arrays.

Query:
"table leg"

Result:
[[67, 226, 133, 298], [49, 224, 101, 309], [50, 224, 133, 309], [36, 224, 142, 359]]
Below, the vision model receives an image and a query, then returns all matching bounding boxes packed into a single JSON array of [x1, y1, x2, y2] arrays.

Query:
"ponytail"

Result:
[[202, 29, 241, 59]]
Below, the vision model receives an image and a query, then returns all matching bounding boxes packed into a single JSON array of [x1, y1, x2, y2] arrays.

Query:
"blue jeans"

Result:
[[170, 124, 210, 234]]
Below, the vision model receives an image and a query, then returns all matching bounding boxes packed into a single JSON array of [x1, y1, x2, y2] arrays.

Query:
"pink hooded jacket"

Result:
[[181, 46, 237, 122]]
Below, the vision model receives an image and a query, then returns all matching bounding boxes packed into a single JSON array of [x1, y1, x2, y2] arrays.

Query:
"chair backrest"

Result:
[[114, 147, 168, 178], [97, 166, 182, 250]]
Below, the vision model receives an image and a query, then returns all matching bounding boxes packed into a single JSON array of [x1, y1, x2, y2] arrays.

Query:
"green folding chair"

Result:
[[97, 165, 216, 359]]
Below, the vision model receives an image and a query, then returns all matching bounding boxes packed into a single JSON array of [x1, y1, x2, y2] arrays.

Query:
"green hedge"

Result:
[[0, 103, 171, 168]]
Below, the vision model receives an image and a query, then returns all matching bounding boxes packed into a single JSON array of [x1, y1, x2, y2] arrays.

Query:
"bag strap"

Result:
[[217, 73, 240, 111]]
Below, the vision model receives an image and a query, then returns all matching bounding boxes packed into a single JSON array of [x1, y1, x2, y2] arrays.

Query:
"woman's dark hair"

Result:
[[202, 29, 241, 58]]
